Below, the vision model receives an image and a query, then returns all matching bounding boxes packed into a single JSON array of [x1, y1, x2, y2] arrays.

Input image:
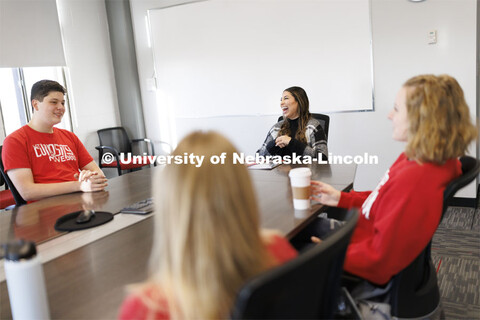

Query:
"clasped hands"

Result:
[[275, 135, 291, 148], [75, 170, 108, 192]]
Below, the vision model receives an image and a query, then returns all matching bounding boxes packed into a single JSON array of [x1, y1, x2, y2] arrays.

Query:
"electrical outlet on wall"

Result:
[[428, 30, 437, 44]]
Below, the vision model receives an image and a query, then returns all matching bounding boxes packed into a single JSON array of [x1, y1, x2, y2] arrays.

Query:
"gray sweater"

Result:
[[257, 117, 328, 160]]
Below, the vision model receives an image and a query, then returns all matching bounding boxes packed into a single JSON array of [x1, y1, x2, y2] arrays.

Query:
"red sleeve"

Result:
[[266, 234, 298, 264], [118, 294, 151, 320], [342, 168, 452, 285], [338, 190, 372, 208], [3, 131, 30, 172], [118, 292, 169, 320]]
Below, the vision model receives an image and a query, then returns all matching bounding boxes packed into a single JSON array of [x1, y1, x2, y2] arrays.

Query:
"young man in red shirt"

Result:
[[2, 80, 107, 201]]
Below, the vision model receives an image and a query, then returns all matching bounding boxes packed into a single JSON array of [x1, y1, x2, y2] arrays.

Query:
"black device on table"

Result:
[[76, 210, 95, 224]]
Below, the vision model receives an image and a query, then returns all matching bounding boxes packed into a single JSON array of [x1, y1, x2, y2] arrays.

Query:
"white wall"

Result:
[[130, 0, 175, 152], [131, 0, 478, 197], [57, 0, 120, 159], [362, 0, 477, 197], [149, 0, 373, 117]]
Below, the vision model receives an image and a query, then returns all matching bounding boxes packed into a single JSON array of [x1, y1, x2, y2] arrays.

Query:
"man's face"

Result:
[[32, 91, 65, 127]]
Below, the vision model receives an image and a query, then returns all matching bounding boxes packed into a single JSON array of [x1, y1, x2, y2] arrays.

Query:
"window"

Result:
[[0, 67, 73, 137]]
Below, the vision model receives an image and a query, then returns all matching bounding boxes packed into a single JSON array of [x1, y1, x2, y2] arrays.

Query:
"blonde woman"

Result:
[[119, 131, 297, 319], [310, 74, 477, 285]]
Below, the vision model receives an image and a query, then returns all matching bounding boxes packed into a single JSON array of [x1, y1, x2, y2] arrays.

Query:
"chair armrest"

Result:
[[95, 145, 120, 156], [95, 146, 121, 163]]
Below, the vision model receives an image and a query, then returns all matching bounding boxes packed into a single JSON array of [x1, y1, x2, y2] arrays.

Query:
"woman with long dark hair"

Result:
[[257, 86, 328, 160]]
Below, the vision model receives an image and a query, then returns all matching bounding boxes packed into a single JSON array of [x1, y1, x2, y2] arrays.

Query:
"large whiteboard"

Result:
[[149, 0, 373, 118]]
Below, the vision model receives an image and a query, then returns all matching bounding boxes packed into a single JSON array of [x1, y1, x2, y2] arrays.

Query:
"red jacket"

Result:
[[338, 153, 461, 285]]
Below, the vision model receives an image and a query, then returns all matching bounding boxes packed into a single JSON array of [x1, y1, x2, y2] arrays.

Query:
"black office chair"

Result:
[[0, 146, 27, 207], [388, 155, 480, 318], [231, 208, 358, 319], [95, 127, 171, 176], [0, 165, 15, 210], [278, 113, 330, 142]]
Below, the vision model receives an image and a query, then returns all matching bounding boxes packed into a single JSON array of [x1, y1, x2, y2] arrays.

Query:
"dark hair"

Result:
[[31, 80, 66, 106], [278, 86, 311, 143]]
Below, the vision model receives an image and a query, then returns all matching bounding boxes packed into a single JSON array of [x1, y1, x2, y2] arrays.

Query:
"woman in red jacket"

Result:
[[311, 74, 477, 285], [119, 131, 297, 320]]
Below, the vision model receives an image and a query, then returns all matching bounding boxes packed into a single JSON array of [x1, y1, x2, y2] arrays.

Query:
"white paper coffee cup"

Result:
[[289, 168, 312, 210]]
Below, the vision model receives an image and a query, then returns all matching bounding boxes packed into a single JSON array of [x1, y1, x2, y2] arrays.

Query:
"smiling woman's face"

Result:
[[280, 91, 299, 120]]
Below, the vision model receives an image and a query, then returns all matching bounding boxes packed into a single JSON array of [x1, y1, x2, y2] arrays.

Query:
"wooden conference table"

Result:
[[0, 163, 356, 319]]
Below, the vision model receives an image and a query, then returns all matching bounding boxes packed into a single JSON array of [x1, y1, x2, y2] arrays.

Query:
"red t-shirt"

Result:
[[118, 234, 297, 320], [2, 125, 93, 183], [338, 153, 461, 285]]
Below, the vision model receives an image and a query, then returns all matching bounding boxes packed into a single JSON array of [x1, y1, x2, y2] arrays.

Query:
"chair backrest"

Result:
[[0, 145, 27, 206], [277, 113, 330, 141], [442, 156, 480, 218], [389, 155, 480, 318], [0, 166, 5, 189], [0, 164, 16, 209], [231, 208, 358, 319], [97, 127, 132, 154]]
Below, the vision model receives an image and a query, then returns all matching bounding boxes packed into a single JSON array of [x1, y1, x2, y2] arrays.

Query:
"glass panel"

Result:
[[22, 66, 72, 131], [0, 68, 26, 136]]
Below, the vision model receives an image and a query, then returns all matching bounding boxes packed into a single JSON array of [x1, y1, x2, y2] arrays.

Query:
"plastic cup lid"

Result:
[[288, 167, 312, 178], [2, 239, 37, 261]]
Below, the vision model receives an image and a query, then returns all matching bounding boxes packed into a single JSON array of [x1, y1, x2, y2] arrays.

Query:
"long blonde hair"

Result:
[[404, 74, 477, 164], [146, 131, 272, 319]]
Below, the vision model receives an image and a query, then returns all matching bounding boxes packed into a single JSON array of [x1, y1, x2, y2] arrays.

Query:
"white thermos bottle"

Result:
[[3, 239, 50, 319]]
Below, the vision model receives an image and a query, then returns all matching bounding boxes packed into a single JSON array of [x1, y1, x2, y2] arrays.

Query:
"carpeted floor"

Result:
[[431, 205, 480, 319]]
